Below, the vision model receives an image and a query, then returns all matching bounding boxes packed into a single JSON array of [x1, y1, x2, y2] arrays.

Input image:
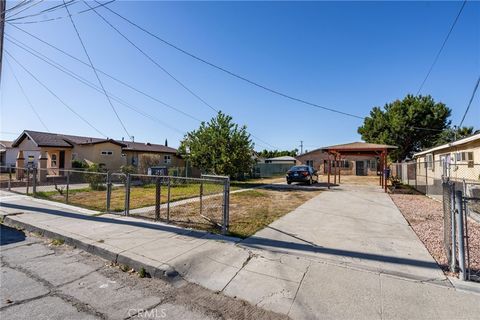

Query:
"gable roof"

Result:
[[11, 130, 176, 153], [0, 141, 13, 149], [121, 141, 178, 154]]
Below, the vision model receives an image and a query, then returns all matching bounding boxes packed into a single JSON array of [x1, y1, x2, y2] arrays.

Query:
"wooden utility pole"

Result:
[[0, 0, 5, 84]]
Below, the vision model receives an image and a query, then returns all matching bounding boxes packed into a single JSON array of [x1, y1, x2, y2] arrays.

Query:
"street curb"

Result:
[[1, 215, 184, 284]]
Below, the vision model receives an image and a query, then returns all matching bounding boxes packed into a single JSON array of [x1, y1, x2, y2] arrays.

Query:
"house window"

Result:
[[426, 154, 433, 170], [164, 155, 171, 164], [27, 155, 35, 165], [306, 160, 314, 167], [51, 154, 57, 167], [467, 152, 474, 168], [367, 159, 377, 170], [101, 151, 113, 156]]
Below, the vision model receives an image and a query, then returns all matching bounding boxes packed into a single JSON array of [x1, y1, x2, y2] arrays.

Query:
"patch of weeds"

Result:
[[138, 267, 150, 278], [91, 212, 105, 217], [51, 238, 65, 246], [97, 239, 105, 243], [120, 264, 130, 272], [234, 190, 268, 198]]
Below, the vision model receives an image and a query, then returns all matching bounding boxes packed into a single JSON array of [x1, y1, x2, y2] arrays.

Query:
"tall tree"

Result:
[[358, 95, 451, 161], [257, 149, 298, 159], [434, 126, 474, 145], [178, 112, 254, 179]]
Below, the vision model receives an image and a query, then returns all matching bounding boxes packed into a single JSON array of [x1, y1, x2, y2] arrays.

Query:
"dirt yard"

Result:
[[390, 191, 480, 280], [133, 186, 322, 238]]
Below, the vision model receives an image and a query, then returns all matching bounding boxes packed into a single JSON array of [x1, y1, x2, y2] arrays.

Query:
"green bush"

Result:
[[72, 159, 89, 169], [85, 163, 106, 191]]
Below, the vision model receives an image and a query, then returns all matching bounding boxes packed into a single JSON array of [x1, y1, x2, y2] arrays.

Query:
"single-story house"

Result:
[[11, 130, 182, 177], [413, 133, 480, 182], [296, 142, 397, 176], [0, 140, 18, 169], [264, 156, 298, 164]]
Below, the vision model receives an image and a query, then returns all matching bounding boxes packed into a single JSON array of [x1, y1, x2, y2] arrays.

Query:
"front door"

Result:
[[59, 151, 65, 169], [355, 161, 365, 176]]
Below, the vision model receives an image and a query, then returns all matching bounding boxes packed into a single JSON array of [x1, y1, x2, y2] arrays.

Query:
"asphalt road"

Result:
[[0, 225, 285, 320]]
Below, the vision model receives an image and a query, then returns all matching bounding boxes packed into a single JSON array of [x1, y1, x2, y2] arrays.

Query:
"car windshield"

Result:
[[290, 166, 309, 171]]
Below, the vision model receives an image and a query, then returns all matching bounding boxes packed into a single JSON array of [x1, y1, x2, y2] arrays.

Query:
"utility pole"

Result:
[[0, 0, 6, 84], [300, 141, 303, 154]]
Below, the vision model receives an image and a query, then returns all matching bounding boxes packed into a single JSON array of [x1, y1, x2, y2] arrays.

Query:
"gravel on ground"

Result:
[[390, 192, 480, 281]]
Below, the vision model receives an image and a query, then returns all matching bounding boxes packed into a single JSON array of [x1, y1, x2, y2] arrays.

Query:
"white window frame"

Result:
[[426, 154, 433, 170], [101, 151, 113, 156], [51, 154, 57, 167], [164, 155, 171, 164]]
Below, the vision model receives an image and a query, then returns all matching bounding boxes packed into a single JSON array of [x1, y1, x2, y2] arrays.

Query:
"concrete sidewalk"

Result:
[[1, 188, 479, 319]]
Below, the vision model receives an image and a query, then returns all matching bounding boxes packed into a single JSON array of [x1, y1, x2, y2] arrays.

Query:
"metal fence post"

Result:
[[106, 172, 111, 212], [222, 177, 230, 235], [455, 190, 466, 280], [166, 177, 171, 223], [66, 170, 70, 204], [155, 176, 161, 220], [450, 183, 456, 272], [26, 167, 30, 195], [199, 180, 203, 217], [425, 166, 428, 196], [32, 167, 37, 196], [8, 166, 12, 191], [124, 173, 131, 216]]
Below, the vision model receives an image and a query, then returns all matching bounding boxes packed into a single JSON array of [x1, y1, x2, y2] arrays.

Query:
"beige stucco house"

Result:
[[296, 142, 391, 176], [413, 132, 480, 182], [11, 130, 181, 178]]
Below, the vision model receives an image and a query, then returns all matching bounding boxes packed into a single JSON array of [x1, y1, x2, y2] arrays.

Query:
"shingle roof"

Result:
[[13, 130, 74, 148], [0, 141, 13, 148], [12, 130, 177, 153], [121, 141, 178, 154]]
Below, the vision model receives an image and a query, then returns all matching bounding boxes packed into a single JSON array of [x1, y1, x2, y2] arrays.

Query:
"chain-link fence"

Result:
[[0, 166, 230, 234], [462, 180, 480, 282], [391, 160, 480, 201]]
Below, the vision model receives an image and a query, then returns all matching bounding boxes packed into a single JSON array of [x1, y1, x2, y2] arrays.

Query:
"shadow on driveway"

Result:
[[1, 202, 439, 271]]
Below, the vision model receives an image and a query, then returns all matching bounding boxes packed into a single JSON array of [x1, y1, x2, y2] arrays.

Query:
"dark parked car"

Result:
[[286, 166, 319, 185]]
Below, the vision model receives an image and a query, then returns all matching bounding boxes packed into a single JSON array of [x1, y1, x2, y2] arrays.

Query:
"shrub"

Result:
[[85, 163, 106, 190], [72, 159, 89, 169]]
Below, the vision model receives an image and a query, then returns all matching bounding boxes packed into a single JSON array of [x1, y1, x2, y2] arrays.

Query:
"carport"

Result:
[[322, 142, 398, 192]]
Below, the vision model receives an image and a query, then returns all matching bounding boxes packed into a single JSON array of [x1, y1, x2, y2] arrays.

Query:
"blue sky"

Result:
[[1, 1, 479, 151]]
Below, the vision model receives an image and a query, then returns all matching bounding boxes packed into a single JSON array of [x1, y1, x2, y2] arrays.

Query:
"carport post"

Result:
[[384, 150, 388, 193], [327, 157, 331, 189], [338, 155, 341, 184], [32, 167, 37, 195]]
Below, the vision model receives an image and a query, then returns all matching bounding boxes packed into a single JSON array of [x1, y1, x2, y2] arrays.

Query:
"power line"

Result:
[[5, 0, 78, 22], [84, 1, 217, 113], [62, 0, 131, 138], [1, 0, 30, 17], [5, 35, 185, 135], [458, 75, 480, 128], [5, 58, 50, 131], [5, 49, 107, 137], [6, 26, 202, 122], [5, 30, 275, 149], [416, 0, 467, 95], [5, 0, 44, 20], [85, 1, 278, 149], [96, 1, 364, 120], [7, 0, 115, 24]]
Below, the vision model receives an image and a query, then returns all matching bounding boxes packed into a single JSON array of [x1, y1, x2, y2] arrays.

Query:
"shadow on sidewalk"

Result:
[[1, 202, 440, 271]]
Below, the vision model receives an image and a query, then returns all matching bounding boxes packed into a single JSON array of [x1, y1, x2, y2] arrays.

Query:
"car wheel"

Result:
[[287, 180, 292, 185], [309, 177, 313, 185]]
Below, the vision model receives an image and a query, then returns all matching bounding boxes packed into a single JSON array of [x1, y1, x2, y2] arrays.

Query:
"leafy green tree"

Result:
[[434, 126, 474, 145], [178, 112, 254, 179], [358, 95, 451, 161]]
